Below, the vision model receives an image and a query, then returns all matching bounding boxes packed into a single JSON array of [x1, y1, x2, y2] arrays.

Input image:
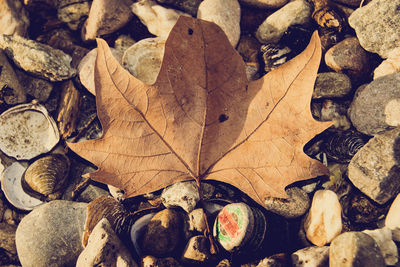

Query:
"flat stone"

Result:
[[349, 73, 400, 135], [348, 128, 400, 204], [156, 0, 202, 16], [82, 0, 133, 41], [348, 0, 400, 59], [181, 235, 210, 264], [142, 209, 183, 257], [122, 37, 165, 85], [386, 194, 400, 241], [132, 0, 189, 39], [16, 200, 88, 267], [0, 0, 29, 36], [161, 181, 200, 213], [255, 0, 311, 44], [15, 69, 53, 102], [374, 47, 400, 80], [239, 0, 288, 9], [362, 227, 398, 266], [304, 190, 342, 246], [325, 37, 370, 82], [0, 34, 76, 81], [264, 187, 310, 219], [329, 232, 385, 267], [76, 218, 137, 267], [291, 246, 329, 267], [0, 51, 26, 105], [197, 0, 241, 47], [312, 72, 352, 99], [188, 208, 206, 233], [114, 34, 136, 53], [57, 0, 90, 31]]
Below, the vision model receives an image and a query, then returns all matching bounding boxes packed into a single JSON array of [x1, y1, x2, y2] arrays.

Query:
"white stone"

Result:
[[0, 0, 29, 36], [291, 246, 329, 267], [374, 48, 400, 80], [188, 208, 206, 233], [256, 0, 311, 44], [161, 181, 200, 213], [76, 218, 137, 267], [122, 37, 165, 85], [78, 48, 123, 95], [385, 193, 400, 241], [131, 0, 190, 39], [363, 227, 398, 266], [197, 0, 241, 47], [304, 190, 342, 246]]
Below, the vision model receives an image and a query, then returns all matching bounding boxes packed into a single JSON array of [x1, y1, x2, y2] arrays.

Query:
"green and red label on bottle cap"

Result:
[[216, 205, 245, 246]]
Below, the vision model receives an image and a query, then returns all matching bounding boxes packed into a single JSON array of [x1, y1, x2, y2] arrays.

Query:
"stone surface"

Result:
[[386, 194, 400, 241], [82, 0, 133, 41], [114, 34, 136, 53], [362, 228, 398, 266], [142, 209, 183, 257], [0, 223, 17, 256], [329, 232, 386, 267], [332, 0, 362, 6], [291, 246, 329, 267], [325, 37, 370, 82], [132, 0, 189, 39], [374, 47, 400, 80], [312, 72, 352, 99], [239, 0, 288, 9], [161, 181, 200, 213], [181, 235, 210, 264], [78, 47, 123, 95], [122, 37, 165, 85], [237, 35, 261, 63], [197, 0, 241, 47], [156, 0, 202, 16], [264, 187, 310, 219], [349, 73, 400, 135], [320, 100, 351, 130], [76, 218, 137, 267], [304, 190, 342, 246], [0, 0, 29, 36], [0, 51, 26, 105], [346, 193, 389, 225], [15, 69, 53, 102], [188, 208, 206, 233], [16, 200, 88, 267], [348, 128, 400, 204], [0, 34, 76, 81], [348, 0, 400, 59], [142, 255, 182, 267], [57, 0, 90, 31], [255, 0, 311, 44]]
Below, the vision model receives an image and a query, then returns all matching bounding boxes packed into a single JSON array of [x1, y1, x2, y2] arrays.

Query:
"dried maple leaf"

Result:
[[68, 16, 332, 206]]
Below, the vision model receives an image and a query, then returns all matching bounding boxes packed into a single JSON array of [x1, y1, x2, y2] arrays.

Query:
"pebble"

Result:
[[362, 227, 398, 266], [329, 232, 386, 267], [349, 73, 400, 135], [303, 190, 342, 246], [156, 0, 202, 16], [346, 192, 389, 225], [82, 0, 133, 42], [320, 100, 351, 130], [114, 34, 136, 53], [78, 47, 123, 95], [197, 0, 241, 47], [15, 70, 53, 102], [0, 34, 76, 82], [0, 51, 26, 105], [239, 0, 288, 9], [332, 0, 362, 6], [0, 0, 29, 36], [57, 0, 90, 31], [188, 208, 206, 233], [291, 246, 329, 267], [142, 209, 183, 257], [348, 0, 400, 59], [325, 37, 370, 82], [264, 187, 310, 219], [237, 35, 261, 63], [131, 0, 189, 39], [0, 223, 17, 257], [16, 200, 88, 267], [348, 128, 400, 204], [312, 72, 352, 99], [122, 37, 165, 85], [255, 0, 312, 44], [161, 181, 200, 213], [76, 218, 137, 267], [142, 255, 182, 267], [385, 194, 400, 241], [181, 235, 210, 264], [216, 259, 231, 267], [374, 47, 400, 80]]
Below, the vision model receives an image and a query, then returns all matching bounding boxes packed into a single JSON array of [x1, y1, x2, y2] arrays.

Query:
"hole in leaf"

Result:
[[219, 114, 229, 123], [188, 28, 194, 35]]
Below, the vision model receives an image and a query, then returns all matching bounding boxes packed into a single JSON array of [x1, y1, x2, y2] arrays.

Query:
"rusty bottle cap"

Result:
[[213, 202, 267, 252]]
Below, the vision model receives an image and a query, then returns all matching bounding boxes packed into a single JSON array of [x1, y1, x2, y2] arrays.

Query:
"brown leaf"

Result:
[[68, 17, 332, 206]]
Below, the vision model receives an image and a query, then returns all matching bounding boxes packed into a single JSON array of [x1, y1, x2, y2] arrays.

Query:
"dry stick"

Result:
[[71, 176, 91, 200], [195, 178, 218, 255]]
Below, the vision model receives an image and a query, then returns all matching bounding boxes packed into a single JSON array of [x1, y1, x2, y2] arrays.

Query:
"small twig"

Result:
[[71, 176, 91, 200], [195, 178, 218, 255]]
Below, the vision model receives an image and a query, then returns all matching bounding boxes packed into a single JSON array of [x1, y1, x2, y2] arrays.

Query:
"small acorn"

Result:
[[22, 153, 70, 201]]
